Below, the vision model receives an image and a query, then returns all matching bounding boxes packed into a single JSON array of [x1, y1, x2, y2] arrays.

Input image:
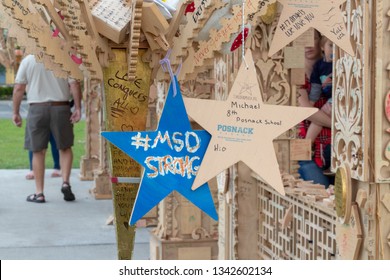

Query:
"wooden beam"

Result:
[[102, 48, 151, 259]]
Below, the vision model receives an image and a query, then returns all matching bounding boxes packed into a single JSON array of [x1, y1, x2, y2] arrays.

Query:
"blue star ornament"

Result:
[[102, 77, 218, 225]]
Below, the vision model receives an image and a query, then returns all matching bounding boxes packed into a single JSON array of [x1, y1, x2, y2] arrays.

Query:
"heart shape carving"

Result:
[[121, 124, 134, 131], [130, 107, 139, 115]]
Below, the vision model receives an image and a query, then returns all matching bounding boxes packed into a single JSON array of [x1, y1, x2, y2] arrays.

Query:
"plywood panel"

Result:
[[178, 247, 211, 260], [103, 48, 151, 259]]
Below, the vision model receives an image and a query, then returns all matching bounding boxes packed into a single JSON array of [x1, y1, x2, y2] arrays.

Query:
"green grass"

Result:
[[0, 119, 85, 169]]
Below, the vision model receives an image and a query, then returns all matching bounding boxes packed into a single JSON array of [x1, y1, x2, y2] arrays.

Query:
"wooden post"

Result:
[[103, 48, 151, 259], [92, 86, 112, 200], [80, 78, 101, 181]]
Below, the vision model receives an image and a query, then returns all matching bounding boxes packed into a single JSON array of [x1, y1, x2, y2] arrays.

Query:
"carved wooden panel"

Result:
[[332, 0, 369, 181], [1, 0, 111, 80], [2, 0, 83, 79], [237, 162, 259, 259], [379, 185, 390, 259], [179, 0, 278, 82], [57, 0, 104, 79], [127, 0, 142, 81], [89, 0, 132, 44], [169, 0, 219, 67], [255, 176, 337, 260], [249, 18, 290, 106], [210, 6, 293, 259], [79, 78, 101, 181], [0, 3, 67, 77], [150, 233, 218, 260], [153, 187, 218, 241], [375, 0, 390, 182], [214, 54, 230, 260], [0, 7, 40, 63]]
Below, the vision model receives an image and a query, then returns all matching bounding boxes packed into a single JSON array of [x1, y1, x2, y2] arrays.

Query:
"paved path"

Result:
[[0, 100, 150, 260], [0, 169, 150, 260]]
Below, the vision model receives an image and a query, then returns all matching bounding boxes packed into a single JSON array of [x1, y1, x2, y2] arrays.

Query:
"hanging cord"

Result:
[[159, 49, 178, 97], [242, 0, 249, 69]]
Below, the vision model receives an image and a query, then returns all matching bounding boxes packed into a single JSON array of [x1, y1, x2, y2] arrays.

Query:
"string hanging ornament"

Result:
[[241, 0, 249, 69]]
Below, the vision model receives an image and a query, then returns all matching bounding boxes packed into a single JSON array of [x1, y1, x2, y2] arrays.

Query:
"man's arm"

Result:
[[12, 83, 26, 127], [69, 80, 82, 123]]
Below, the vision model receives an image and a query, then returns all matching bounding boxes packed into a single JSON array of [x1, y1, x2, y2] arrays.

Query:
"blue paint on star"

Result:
[[102, 77, 218, 225]]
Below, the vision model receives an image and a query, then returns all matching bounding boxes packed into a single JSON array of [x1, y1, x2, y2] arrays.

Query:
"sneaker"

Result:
[[61, 182, 75, 201]]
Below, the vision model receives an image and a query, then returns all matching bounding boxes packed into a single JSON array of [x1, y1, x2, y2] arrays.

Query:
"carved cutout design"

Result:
[[168, 0, 219, 67], [332, 0, 366, 181], [376, 2, 390, 181], [58, 0, 103, 79], [127, 0, 142, 81], [247, 14, 290, 105], [3, 0, 83, 79]]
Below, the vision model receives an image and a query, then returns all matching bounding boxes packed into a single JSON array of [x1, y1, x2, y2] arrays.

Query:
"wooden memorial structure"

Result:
[[1, 0, 389, 260]]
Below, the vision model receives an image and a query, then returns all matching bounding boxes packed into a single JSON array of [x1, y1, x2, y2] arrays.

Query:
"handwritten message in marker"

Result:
[[102, 77, 218, 225], [184, 50, 317, 195], [268, 0, 354, 57]]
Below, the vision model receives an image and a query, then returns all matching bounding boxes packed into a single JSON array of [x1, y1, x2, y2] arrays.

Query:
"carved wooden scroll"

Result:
[[332, 0, 369, 181]]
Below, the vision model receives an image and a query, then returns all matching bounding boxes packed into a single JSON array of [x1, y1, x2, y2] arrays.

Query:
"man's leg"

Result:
[[49, 132, 61, 171], [25, 104, 50, 202], [59, 148, 72, 183], [59, 147, 75, 201], [51, 105, 75, 201], [32, 149, 46, 195]]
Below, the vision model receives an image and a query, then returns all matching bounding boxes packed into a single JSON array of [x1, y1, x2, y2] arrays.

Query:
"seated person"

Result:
[[297, 32, 334, 188], [306, 36, 333, 147]]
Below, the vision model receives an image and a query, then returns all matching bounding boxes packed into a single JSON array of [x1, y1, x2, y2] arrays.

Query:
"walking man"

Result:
[[12, 54, 82, 202]]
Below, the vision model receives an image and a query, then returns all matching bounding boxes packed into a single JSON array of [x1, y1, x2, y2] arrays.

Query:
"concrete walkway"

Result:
[[0, 169, 151, 260], [0, 100, 150, 260]]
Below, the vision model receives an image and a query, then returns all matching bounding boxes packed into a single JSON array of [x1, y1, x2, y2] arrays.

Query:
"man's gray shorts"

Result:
[[25, 103, 74, 152]]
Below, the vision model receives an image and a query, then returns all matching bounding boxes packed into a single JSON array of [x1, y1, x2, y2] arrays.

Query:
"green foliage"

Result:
[[0, 86, 13, 99], [0, 119, 86, 169]]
